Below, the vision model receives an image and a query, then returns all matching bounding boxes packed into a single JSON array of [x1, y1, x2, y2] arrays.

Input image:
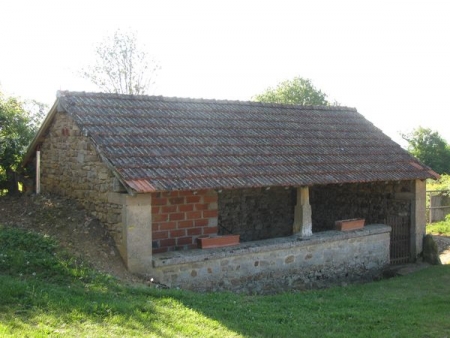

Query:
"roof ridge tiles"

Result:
[[57, 90, 357, 112]]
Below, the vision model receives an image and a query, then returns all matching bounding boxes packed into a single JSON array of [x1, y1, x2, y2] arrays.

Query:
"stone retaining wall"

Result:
[[151, 224, 391, 293]]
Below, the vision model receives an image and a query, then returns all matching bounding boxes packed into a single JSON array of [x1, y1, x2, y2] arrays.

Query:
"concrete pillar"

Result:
[[109, 193, 153, 273], [411, 179, 426, 259], [293, 187, 312, 237]]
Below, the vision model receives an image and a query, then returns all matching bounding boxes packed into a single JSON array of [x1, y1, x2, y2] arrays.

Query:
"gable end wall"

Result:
[[39, 111, 124, 248]]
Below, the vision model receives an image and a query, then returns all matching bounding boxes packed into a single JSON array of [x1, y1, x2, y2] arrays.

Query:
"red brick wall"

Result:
[[151, 190, 218, 253]]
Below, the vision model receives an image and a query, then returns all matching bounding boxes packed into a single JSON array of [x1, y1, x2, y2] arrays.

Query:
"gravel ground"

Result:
[[433, 234, 450, 264]]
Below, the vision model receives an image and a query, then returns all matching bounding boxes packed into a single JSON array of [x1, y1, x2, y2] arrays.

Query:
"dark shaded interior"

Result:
[[218, 181, 414, 242], [310, 181, 413, 232], [218, 187, 295, 241]]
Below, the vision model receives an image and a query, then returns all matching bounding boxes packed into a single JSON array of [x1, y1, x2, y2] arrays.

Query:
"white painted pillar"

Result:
[[293, 186, 312, 237], [36, 151, 41, 194], [411, 179, 426, 260]]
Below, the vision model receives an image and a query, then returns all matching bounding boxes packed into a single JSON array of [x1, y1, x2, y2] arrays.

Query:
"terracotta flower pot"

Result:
[[335, 218, 365, 231], [197, 235, 240, 249]]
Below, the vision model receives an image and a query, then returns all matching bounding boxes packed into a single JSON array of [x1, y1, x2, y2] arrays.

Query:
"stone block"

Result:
[[285, 255, 295, 264], [207, 218, 218, 227]]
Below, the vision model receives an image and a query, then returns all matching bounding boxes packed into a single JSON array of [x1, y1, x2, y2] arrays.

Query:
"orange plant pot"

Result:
[[197, 235, 240, 249], [335, 218, 365, 231]]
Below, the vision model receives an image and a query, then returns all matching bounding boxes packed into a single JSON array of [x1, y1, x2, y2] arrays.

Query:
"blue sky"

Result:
[[1, 0, 449, 146]]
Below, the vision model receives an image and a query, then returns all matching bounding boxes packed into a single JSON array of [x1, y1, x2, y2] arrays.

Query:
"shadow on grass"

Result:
[[172, 265, 450, 337], [0, 273, 243, 337], [3, 266, 450, 338], [0, 226, 238, 337], [1, 226, 450, 337]]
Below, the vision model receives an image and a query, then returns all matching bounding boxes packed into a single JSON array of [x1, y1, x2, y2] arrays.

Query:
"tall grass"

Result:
[[427, 214, 450, 236], [1, 225, 450, 337]]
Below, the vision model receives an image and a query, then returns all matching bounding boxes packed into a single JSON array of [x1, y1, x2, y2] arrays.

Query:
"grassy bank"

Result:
[[1, 225, 450, 337], [427, 215, 450, 236]]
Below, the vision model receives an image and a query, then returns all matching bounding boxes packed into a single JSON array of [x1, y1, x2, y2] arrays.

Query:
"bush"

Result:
[[427, 174, 450, 192], [427, 214, 450, 236], [403, 127, 450, 174], [0, 91, 46, 194]]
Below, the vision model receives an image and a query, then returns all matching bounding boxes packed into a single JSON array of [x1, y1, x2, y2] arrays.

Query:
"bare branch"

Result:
[[80, 29, 160, 95]]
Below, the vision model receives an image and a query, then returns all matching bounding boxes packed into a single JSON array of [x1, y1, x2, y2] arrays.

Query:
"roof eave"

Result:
[[427, 169, 441, 180]]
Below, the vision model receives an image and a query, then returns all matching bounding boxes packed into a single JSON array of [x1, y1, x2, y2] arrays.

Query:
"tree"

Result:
[[402, 127, 450, 174], [253, 77, 331, 105], [0, 90, 45, 194], [81, 30, 161, 95]]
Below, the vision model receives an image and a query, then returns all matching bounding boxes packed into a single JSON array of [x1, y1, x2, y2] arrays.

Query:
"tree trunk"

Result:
[[5, 168, 20, 195]]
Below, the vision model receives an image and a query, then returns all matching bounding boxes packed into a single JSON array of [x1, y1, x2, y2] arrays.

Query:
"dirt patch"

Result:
[[0, 194, 147, 285]]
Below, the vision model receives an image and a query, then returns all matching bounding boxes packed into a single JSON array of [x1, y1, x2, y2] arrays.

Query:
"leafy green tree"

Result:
[[427, 174, 450, 191], [0, 90, 45, 194], [253, 77, 331, 105], [402, 127, 450, 174], [81, 29, 161, 95]]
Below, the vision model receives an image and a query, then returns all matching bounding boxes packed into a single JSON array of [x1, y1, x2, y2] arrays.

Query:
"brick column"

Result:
[[411, 179, 426, 260], [293, 187, 312, 237], [109, 193, 153, 273]]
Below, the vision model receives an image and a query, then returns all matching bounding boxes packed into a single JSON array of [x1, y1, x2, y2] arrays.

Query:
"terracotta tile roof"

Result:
[[53, 91, 439, 192]]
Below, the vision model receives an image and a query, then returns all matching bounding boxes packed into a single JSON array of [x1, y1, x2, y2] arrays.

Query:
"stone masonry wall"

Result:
[[39, 112, 123, 247], [310, 181, 413, 232], [218, 187, 295, 241], [151, 224, 391, 293], [151, 190, 218, 253]]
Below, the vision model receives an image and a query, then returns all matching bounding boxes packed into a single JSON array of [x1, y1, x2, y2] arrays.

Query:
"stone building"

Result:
[[23, 91, 439, 292]]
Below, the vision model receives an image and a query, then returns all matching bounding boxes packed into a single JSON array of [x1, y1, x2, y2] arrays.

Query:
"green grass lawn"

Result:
[[427, 215, 450, 236], [1, 225, 450, 337]]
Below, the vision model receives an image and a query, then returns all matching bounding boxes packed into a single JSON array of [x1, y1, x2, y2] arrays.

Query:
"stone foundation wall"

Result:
[[310, 181, 413, 232], [218, 187, 295, 241], [151, 190, 218, 253], [151, 224, 391, 293], [39, 112, 123, 247]]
